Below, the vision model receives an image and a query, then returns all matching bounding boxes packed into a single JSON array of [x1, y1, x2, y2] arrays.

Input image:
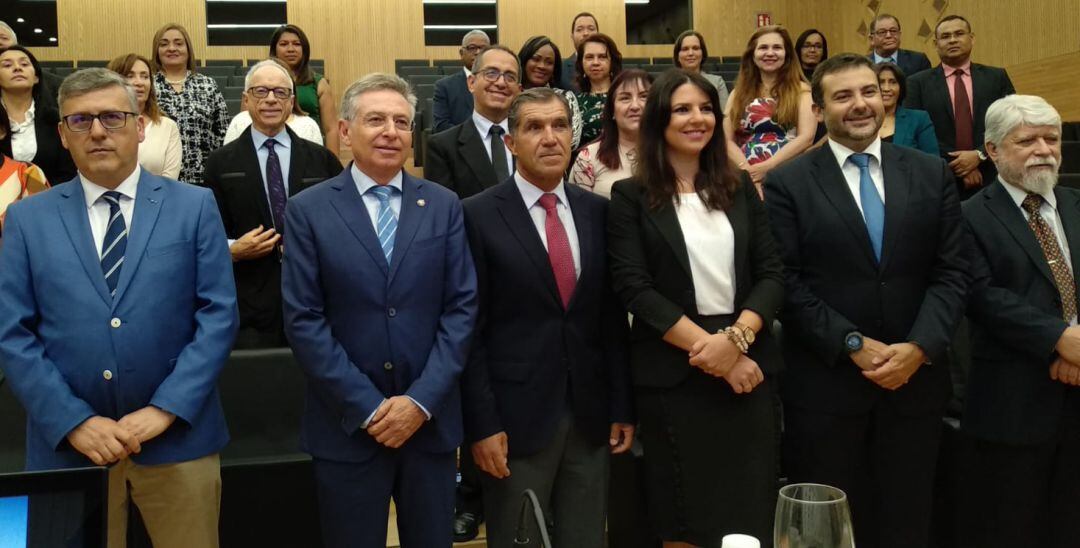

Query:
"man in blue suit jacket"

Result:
[[867, 14, 931, 77], [0, 69, 238, 547], [282, 73, 478, 548], [432, 30, 489, 133]]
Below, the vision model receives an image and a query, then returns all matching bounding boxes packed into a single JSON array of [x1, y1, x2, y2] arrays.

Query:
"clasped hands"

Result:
[[688, 333, 763, 394], [66, 406, 176, 466], [948, 150, 983, 189], [367, 396, 427, 449], [850, 337, 926, 390]]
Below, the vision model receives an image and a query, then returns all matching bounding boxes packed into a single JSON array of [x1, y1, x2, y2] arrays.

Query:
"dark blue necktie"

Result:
[[849, 153, 884, 261], [264, 139, 287, 232], [100, 191, 127, 297]]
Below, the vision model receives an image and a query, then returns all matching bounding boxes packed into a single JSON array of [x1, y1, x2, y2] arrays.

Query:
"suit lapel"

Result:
[[112, 171, 164, 306], [809, 147, 878, 266], [984, 180, 1055, 285], [56, 182, 111, 305], [494, 180, 563, 307], [727, 182, 750, 283], [330, 168, 389, 275], [931, 66, 955, 120], [285, 127, 307, 196], [459, 122, 499, 189], [387, 172, 426, 284], [564, 184, 592, 310], [238, 128, 275, 229], [644, 195, 692, 279], [879, 144, 911, 271], [1054, 187, 1080, 278]]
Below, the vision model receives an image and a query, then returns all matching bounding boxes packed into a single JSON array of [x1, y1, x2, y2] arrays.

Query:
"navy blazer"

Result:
[[890, 107, 939, 156], [424, 118, 504, 199], [560, 54, 578, 92], [282, 168, 478, 462], [432, 71, 473, 134], [870, 48, 932, 77], [0, 171, 239, 470], [461, 178, 632, 458]]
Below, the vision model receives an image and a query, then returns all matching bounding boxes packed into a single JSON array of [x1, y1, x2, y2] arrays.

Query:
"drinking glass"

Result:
[[773, 483, 855, 548]]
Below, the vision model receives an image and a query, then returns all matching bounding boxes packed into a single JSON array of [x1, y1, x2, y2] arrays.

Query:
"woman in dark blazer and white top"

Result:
[[607, 70, 784, 547]]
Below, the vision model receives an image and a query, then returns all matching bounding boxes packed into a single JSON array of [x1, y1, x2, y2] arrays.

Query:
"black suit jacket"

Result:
[[963, 180, 1080, 445], [607, 175, 785, 387], [432, 71, 473, 133], [870, 48, 932, 76], [462, 178, 633, 458], [560, 55, 578, 92], [203, 126, 342, 336], [905, 63, 1015, 194], [764, 143, 967, 415], [0, 105, 76, 185], [424, 118, 506, 199]]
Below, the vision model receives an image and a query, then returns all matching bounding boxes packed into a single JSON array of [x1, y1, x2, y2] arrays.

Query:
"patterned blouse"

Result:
[[734, 97, 796, 165], [0, 154, 49, 235], [154, 71, 230, 185], [575, 91, 608, 148], [570, 140, 636, 199]]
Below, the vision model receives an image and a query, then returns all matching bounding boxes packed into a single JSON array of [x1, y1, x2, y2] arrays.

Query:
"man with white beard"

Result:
[[961, 94, 1080, 548]]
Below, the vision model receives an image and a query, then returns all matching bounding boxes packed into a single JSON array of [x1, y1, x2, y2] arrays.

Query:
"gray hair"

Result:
[[0, 21, 16, 44], [244, 59, 295, 91], [507, 87, 571, 136], [57, 68, 138, 114], [984, 95, 1061, 148], [470, 44, 521, 75], [339, 72, 417, 122], [461, 30, 491, 47]]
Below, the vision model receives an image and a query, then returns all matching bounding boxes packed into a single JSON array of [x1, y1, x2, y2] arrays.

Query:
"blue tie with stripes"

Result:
[[849, 153, 884, 261], [369, 185, 397, 263], [100, 191, 128, 297]]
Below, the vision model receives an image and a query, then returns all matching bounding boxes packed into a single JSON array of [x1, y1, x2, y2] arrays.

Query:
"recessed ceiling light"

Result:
[[33, 28, 43, 34], [16, 18, 25, 23], [49, 37, 57, 42]]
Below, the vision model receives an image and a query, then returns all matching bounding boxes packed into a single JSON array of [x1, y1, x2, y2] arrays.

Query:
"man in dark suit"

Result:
[[282, 72, 477, 548], [432, 30, 489, 133], [425, 45, 520, 200], [867, 14, 931, 76], [204, 60, 342, 348], [462, 87, 633, 548], [765, 54, 967, 548], [961, 95, 1080, 548], [905, 15, 1015, 199], [559, 12, 599, 91]]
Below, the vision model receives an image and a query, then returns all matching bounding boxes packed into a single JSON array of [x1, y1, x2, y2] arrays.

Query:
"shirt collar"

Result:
[[81, 166, 142, 209], [472, 111, 509, 139], [351, 163, 403, 196], [514, 171, 568, 209], [463, 66, 472, 77], [873, 50, 898, 63], [827, 137, 883, 169], [943, 60, 972, 77], [1000, 176, 1057, 210], [6, 99, 35, 130], [251, 125, 291, 152]]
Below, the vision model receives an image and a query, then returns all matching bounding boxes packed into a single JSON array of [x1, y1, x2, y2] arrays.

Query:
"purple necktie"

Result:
[[264, 139, 287, 232]]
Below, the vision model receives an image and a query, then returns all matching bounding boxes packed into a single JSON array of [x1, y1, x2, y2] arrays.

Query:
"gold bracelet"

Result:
[[721, 327, 749, 354]]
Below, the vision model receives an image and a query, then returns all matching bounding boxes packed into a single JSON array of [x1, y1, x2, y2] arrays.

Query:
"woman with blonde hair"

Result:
[[108, 53, 182, 179]]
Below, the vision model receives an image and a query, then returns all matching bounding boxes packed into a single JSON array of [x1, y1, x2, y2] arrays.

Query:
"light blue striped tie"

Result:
[[100, 191, 127, 297], [369, 185, 397, 263], [849, 153, 884, 262]]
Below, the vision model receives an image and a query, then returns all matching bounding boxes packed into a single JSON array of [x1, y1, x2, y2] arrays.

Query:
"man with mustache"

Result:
[[764, 53, 967, 548], [961, 95, 1080, 548]]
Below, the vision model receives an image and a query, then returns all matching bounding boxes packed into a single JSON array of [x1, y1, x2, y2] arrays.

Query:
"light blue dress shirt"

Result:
[[251, 126, 292, 195]]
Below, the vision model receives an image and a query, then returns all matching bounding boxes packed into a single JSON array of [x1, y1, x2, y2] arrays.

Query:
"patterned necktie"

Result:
[[489, 125, 510, 182], [953, 69, 974, 151], [1022, 194, 1077, 321], [264, 139, 287, 232], [370, 185, 397, 263], [100, 191, 128, 297], [538, 193, 576, 308], [849, 153, 885, 262]]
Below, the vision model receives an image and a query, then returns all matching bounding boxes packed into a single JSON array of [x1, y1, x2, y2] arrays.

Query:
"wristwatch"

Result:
[[844, 331, 864, 353]]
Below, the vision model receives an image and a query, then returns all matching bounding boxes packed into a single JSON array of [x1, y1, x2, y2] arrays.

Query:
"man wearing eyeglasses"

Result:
[[282, 72, 478, 548], [0, 68, 238, 547], [433, 29, 491, 133], [426, 45, 521, 200], [203, 59, 342, 348], [867, 14, 931, 77]]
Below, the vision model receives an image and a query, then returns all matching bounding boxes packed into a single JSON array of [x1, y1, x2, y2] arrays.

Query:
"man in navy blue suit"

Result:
[[560, 12, 599, 91], [0, 69, 238, 547], [432, 30, 490, 133], [867, 14, 931, 77], [282, 72, 478, 548]]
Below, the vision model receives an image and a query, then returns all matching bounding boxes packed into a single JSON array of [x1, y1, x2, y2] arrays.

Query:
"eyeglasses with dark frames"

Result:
[[247, 86, 293, 100], [62, 111, 138, 133], [476, 68, 519, 85]]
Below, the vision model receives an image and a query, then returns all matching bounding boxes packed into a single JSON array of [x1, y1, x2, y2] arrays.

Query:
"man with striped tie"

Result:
[[0, 68, 238, 547], [281, 73, 478, 548]]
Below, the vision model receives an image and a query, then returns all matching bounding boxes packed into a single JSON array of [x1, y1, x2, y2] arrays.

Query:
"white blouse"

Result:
[[223, 111, 324, 146], [8, 100, 37, 163], [140, 116, 183, 180], [674, 192, 736, 315]]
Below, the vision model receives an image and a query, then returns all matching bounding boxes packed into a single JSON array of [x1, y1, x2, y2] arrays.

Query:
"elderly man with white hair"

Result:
[[962, 94, 1080, 548], [432, 29, 490, 132]]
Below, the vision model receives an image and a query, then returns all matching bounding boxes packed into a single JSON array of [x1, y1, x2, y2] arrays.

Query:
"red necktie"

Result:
[[953, 69, 974, 151], [539, 193, 576, 308]]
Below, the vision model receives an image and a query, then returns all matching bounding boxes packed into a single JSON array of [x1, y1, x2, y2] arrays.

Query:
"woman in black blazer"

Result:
[[0, 46, 76, 184], [608, 70, 785, 547]]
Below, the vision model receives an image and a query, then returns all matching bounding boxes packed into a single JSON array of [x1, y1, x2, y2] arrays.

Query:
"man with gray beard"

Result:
[[961, 94, 1080, 548]]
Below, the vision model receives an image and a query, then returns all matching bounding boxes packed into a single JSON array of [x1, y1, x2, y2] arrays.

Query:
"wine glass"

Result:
[[774, 483, 856, 548]]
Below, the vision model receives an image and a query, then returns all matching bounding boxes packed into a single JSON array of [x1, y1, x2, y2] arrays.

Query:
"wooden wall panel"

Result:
[[1007, 51, 1080, 121]]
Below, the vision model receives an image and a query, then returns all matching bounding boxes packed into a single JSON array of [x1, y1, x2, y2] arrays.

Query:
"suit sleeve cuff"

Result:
[[358, 399, 387, 430], [407, 397, 432, 421]]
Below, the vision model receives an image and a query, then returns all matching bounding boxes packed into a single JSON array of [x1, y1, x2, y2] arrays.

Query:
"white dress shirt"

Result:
[[472, 111, 514, 178], [81, 166, 141, 258], [514, 172, 581, 279], [674, 192, 737, 315], [8, 99, 37, 163], [828, 137, 886, 214]]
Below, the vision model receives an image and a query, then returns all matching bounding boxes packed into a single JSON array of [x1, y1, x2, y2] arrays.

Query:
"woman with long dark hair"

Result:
[[0, 45, 75, 183], [574, 33, 623, 147], [269, 24, 339, 152], [517, 35, 582, 148], [607, 70, 784, 547], [570, 69, 651, 198]]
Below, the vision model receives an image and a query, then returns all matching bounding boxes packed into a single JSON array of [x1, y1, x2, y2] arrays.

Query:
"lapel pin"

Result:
[[149, 199, 158, 204], [417, 199, 426, 207]]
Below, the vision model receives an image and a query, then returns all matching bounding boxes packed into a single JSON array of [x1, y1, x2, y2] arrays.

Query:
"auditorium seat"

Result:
[[1061, 141, 1079, 174], [78, 60, 108, 67], [54, 67, 76, 77], [225, 99, 242, 117], [623, 57, 651, 66], [199, 66, 236, 78], [406, 74, 442, 87], [440, 65, 463, 76], [722, 55, 741, 63], [414, 83, 436, 103], [1064, 122, 1080, 141], [433, 59, 461, 68], [399, 65, 440, 77], [395, 58, 430, 74], [39, 60, 74, 68], [228, 75, 246, 87], [223, 86, 244, 100], [210, 75, 229, 89], [205, 59, 243, 67]]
